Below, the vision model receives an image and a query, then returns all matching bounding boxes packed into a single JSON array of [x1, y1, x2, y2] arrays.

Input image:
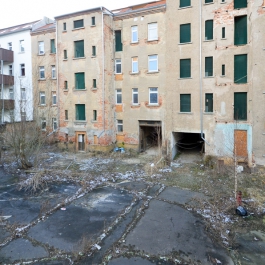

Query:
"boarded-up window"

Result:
[[205, 57, 213, 77], [205, 93, 213, 112], [234, 54, 247, 84], [234, 0, 247, 9], [234, 16, 247, 45], [180, 94, 191, 112], [179, 0, 190, 8], [74, 40, 84, 57], [115, 30, 122, 51], [205, 20, 213, 40], [180, 59, 191, 78], [180, 23, 191, 43], [234, 92, 247, 120], [76, 104, 86, 120], [75, 73, 85, 89], [234, 130, 247, 158]]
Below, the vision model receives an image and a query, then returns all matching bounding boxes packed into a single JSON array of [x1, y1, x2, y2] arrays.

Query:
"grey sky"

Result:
[[1, 0, 155, 29]]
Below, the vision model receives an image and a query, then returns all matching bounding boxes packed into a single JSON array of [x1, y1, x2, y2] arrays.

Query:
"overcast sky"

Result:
[[1, 0, 155, 29]]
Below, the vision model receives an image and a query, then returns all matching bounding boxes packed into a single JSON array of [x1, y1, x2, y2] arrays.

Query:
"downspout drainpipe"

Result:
[[56, 20, 59, 134], [199, 0, 210, 145], [1, 60, 4, 124]]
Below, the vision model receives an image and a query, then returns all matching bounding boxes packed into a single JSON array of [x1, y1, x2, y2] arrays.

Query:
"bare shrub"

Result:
[[18, 172, 47, 193]]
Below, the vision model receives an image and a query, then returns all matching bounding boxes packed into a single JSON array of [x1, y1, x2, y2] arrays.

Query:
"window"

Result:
[[52, 118, 58, 130], [91, 16, 95, 26], [222, 64, 225, 76], [63, 22, 66, 31], [234, 54, 247, 84], [74, 40, 84, 58], [132, 88, 138, 105], [205, 57, 213, 77], [149, 87, 158, 105], [148, 55, 158, 72], [9, 65, 12, 75], [180, 23, 191, 43], [52, 91, 57, 105], [75, 73, 85, 89], [76, 104, 86, 120], [117, 120, 123, 132], [93, 79, 97, 88], [234, 0, 247, 9], [9, 110, 14, 122], [234, 16, 247, 45], [50, 39, 56, 53], [116, 89, 122, 104], [205, 20, 213, 40], [78, 134, 85, 151], [222, 27, 225, 38], [65, 110, 68, 120], [131, 26, 138, 43], [19, 40, 25, 52], [9, 88, 14, 99], [8, 42, 12, 50], [41, 118, 46, 130], [39, 66, 45, 79], [93, 110, 97, 121], [51, 65, 56, 79], [180, 59, 191, 78], [21, 87, 26, 100], [234, 92, 247, 120], [180, 94, 191, 112], [115, 30, 122, 51], [64, 80, 68, 90], [92, 46, 96, 56], [148, 23, 158, 41], [179, 0, 191, 7], [205, 93, 213, 112], [132, 57, 138, 73], [38, 41, 44, 55], [40, 92, 45, 105], [74, 19, 84, 29], [205, 0, 213, 3], [20, 64, 25, 76], [64, 50, 67, 59], [115, 59, 122, 74]]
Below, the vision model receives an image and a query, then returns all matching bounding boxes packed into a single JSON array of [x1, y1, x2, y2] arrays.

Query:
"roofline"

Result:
[[0, 20, 40, 32], [111, 0, 163, 12], [31, 26, 56, 36]]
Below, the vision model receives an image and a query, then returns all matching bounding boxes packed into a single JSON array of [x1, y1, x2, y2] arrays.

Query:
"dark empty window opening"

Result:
[[115, 30, 123, 52], [64, 50, 67, 59], [222, 64, 225, 76], [222, 27, 225, 38], [65, 110, 68, 120], [91, 16, 95, 26], [93, 110, 97, 121], [92, 46, 96, 56], [234, 16, 247, 45], [93, 79, 97, 88], [63, 22, 66, 31]]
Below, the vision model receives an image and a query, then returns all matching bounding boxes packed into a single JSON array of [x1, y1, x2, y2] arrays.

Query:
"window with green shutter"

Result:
[[222, 64, 225, 76], [76, 104, 86, 121], [180, 24, 191, 43], [205, 20, 213, 40], [234, 0, 247, 9], [50, 39, 56, 53], [205, 0, 213, 3], [180, 94, 191, 112], [234, 54, 247, 84], [234, 16, 247, 45], [179, 0, 190, 7], [74, 19, 84, 29], [205, 93, 213, 112], [75, 73, 85, 89], [74, 40, 84, 58], [234, 92, 247, 120], [115, 30, 122, 52], [205, 57, 213, 77], [180, 59, 191, 78]]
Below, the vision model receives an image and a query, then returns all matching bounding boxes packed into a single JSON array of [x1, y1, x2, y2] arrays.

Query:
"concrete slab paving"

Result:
[[124, 199, 233, 264], [108, 257, 159, 265], [0, 238, 48, 263], [0, 227, 11, 243], [33, 260, 71, 265], [117, 181, 147, 192]]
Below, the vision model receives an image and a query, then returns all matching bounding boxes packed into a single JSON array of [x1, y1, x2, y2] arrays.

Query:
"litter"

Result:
[[236, 206, 247, 216], [94, 244, 101, 250], [60, 208, 66, 211]]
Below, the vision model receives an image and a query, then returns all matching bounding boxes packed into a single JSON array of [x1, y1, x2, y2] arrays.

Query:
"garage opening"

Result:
[[172, 132, 204, 159], [139, 121, 161, 153]]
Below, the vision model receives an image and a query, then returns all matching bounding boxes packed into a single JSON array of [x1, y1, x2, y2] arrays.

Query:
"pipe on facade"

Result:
[[56, 20, 59, 133], [199, 0, 210, 145], [1, 60, 4, 124]]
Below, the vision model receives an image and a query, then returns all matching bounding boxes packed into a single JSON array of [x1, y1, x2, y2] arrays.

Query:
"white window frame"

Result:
[[52, 118, 58, 131], [51, 65, 56, 79], [132, 88, 138, 105], [117, 120, 123, 132], [116, 89, 122, 104], [8, 42, 12, 50], [39, 66, 45, 79], [38, 41, 44, 55], [9, 65, 12, 75], [149, 87, 158, 105], [40, 92, 45, 105], [132, 57, 138, 73], [21, 87, 26, 100], [52, 91, 57, 105], [131, 26, 138, 43], [21, 111, 26, 121], [20, 64, 25, 76], [115, 59, 122, 74], [9, 88, 14, 100], [148, 55, 158, 72], [19, 40, 25, 52], [148, 23, 158, 41], [41, 118, 46, 131]]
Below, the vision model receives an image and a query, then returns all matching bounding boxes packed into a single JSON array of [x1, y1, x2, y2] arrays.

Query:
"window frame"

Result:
[[9, 65, 12, 75], [205, 93, 213, 112], [180, 94, 191, 112], [8, 42, 12, 50], [39, 66, 45, 79], [52, 118, 58, 131], [205, 20, 213, 41], [179, 0, 191, 8], [51, 65, 56, 79], [132, 88, 139, 105], [91, 16, 96, 26], [20, 63, 25, 76], [148, 54, 158, 72], [38, 41, 44, 55], [132, 57, 139, 73], [40, 92, 46, 105], [117, 120, 123, 133], [131, 26, 138, 43], [75, 72, 85, 90], [73, 19, 84, 29], [115, 59, 122, 74], [41, 118, 46, 131], [148, 23, 158, 41], [9, 88, 14, 100], [19, 40, 25, 52], [21, 87, 26, 100], [205, 56, 213, 77], [116, 89, 122, 104], [50, 39, 56, 54], [52, 91, 57, 105], [234, 15, 247, 46], [75, 104, 86, 121], [234, 54, 247, 84], [180, 59, 191, 78], [92, 46, 96, 56], [234, 92, 247, 120], [115, 30, 123, 52], [149, 87, 158, 105], [180, 23, 191, 43], [234, 0, 247, 9], [74, 40, 85, 58]]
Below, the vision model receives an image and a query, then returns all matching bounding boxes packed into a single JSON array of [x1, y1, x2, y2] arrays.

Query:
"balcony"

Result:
[[0, 99, 15, 110], [0, 48, 14, 63], [0, 74, 14, 86]]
